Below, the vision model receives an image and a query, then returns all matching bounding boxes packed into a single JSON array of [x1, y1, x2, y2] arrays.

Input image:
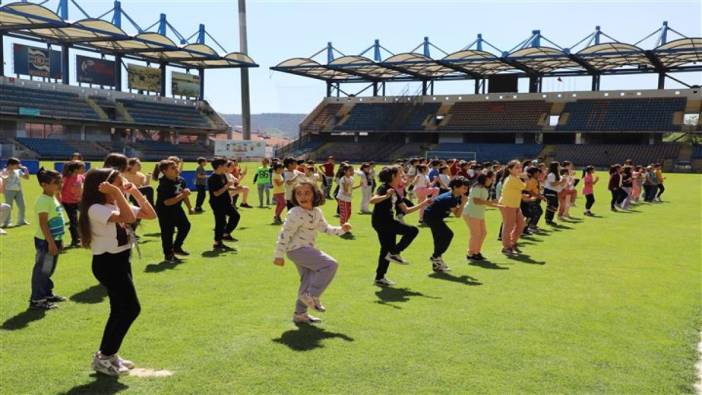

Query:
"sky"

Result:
[[2, 0, 701, 115]]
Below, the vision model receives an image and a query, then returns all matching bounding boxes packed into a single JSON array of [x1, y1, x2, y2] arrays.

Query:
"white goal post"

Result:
[[425, 151, 477, 161]]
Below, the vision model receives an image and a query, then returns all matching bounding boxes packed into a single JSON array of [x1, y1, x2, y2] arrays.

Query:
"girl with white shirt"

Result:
[[359, 163, 373, 214], [543, 161, 567, 225], [78, 168, 156, 376], [413, 164, 439, 224], [274, 182, 351, 324]]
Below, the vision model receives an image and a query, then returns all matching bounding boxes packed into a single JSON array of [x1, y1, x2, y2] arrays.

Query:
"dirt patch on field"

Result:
[[129, 368, 174, 378]]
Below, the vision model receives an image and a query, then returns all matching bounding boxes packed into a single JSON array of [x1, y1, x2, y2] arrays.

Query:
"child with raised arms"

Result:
[[273, 182, 351, 324], [79, 167, 156, 376], [370, 166, 431, 287], [464, 171, 503, 261], [422, 176, 470, 272]]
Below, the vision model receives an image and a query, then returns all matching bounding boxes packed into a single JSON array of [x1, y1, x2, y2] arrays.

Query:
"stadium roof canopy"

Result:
[[271, 25, 702, 84], [0, 2, 257, 69]]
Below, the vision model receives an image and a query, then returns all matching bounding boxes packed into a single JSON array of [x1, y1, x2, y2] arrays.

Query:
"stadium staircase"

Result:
[[85, 98, 109, 121]]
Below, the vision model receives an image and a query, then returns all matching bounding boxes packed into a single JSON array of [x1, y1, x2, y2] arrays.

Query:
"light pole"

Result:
[[238, 0, 251, 140]]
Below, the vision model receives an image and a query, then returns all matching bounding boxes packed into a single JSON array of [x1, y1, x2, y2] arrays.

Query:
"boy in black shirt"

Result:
[[194, 157, 208, 212], [155, 159, 192, 262], [208, 159, 241, 250], [370, 165, 431, 287]]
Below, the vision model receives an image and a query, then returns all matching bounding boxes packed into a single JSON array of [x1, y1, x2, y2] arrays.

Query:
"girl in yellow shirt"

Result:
[[498, 160, 527, 256]]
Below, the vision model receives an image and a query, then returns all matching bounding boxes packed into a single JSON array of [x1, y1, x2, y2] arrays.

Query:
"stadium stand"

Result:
[[433, 143, 543, 162], [439, 101, 550, 131], [131, 140, 212, 161], [116, 100, 212, 129], [557, 98, 686, 131], [303, 103, 343, 132], [336, 103, 441, 131], [0, 84, 100, 120], [547, 144, 681, 166]]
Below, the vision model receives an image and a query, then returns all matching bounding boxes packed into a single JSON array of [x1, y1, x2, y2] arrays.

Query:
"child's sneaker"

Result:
[[0, 229, 6, 235], [293, 312, 322, 324], [114, 354, 135, 370], [92, 352, 129, 376], [29, 300, 57, 310], [46, 295, 67, 303], [385, 253, 409, 265], [374, 277, 395, 287], [298, 293, 316, 309]]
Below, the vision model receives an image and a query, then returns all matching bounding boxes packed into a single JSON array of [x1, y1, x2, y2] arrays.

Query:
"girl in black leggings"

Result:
[[79, 166, 156, 376]]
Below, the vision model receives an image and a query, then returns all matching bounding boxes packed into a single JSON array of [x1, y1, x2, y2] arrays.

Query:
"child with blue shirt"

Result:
[[422, 176, 470, 272]]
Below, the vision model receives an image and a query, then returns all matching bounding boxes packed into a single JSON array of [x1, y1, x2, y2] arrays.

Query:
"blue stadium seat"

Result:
[[558, 98, 685, 131]]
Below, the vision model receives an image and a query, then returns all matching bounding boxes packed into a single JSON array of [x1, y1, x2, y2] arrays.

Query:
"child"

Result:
[[608, 164, 624, 211], [524, 167, 544, 231], [230, 159, 252, 208], [30, 168, 66, 310], [155, 160, 192, 262], [654, 164, 665, 202], [208, 159, 241, 250], [273, 182, 351, 324], [254, 158, 271, 208], [0, 177, 8, 235], [620, 166, 633, 209], [336, 164, 359, 229], [271, 163, 286, 224], [283, 157, 304, 210], [60, 161, 85, 247], [437, 165, 451, 194], [79, 167, 156, 376], [464, 172, 502, 261], [413, 164, 440, 224], [499, 160, 527, 256], [631, 166, 643, 203], [543, 161, 566, 225], [1, 158, 30, 227], [370, 166, 431, 287], [194, 157, 208, 212], [423, 177, 470, 272], [124, 158, 153, 206], [359, 163, 373, 214], [582, 166, 598, 216]]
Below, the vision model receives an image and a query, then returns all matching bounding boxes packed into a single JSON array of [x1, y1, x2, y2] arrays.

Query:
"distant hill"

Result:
[[219, 113, 306, 140]]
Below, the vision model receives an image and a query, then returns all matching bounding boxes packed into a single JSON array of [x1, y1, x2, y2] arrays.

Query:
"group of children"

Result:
[[2, 152, 669, 373]]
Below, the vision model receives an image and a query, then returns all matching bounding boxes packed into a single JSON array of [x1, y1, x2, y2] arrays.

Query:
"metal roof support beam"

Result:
[[199, 68, 205, 100], [196, 24, 205, 44], [61, 44, 70, 84], [0, 33, 4, 77], [58, 0, 68, 20], [114, 53, 122, 91], [112, 1, 122, 28], [591, 74, 600, 91], [159, 63, 166, 96]]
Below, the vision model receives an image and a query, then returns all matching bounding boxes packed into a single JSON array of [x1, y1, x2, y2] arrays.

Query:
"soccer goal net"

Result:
[[424, 151, 477, 161]]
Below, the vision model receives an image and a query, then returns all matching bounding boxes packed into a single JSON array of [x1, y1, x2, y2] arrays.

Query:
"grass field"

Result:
[[1, 162, 700, 394]]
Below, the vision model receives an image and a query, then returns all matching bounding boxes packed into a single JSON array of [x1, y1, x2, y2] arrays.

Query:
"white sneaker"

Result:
[[0, 229, 6, 235], [115, 354, 135, 370], [92, 353, 129, 376], [293, 312, 322, 324], [374, 277, 396, 287], [431, 257, 449, 272], [385, 253, 409, 265]]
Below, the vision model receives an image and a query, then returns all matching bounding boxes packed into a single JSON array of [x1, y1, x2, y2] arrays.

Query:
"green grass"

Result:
[[1, 163, 700, 394]]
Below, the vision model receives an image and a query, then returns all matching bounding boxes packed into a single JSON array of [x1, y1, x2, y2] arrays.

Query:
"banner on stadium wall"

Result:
[[77, 55, 115, 86], [214, 140, 267, 158], [172, 71, 201, 97], [127, 64, 161, 92], [13, 44, 62, 79]]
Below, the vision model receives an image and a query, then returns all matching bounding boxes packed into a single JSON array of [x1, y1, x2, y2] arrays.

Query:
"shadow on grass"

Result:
[[141, 232, 161, 238], [144, 260, 184, 273], [273, 324, 354, 351], [59, 374, 129, 395], [548, 223, 573, 230], [374, 287, 440, 309], [1, 308, 46, 330], [428, 272, 482, 286], [70, 284, 107, 304], [137, 239, 155, 245], [507, 254, 546, 265], [520, 235, 543, 242], [468, 259, 509, 270], [201, 247, 238, 258]]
